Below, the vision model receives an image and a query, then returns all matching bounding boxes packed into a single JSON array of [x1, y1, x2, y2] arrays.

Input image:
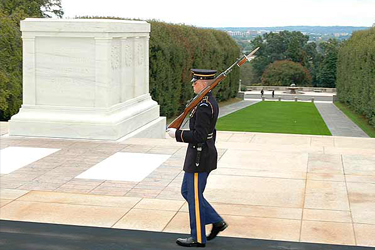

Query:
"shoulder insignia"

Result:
[[199, 103, 209, 107], [199, 98, 214, 117]]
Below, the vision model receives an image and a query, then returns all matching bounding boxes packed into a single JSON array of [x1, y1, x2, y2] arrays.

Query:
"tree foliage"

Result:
[[148, 21, 240, 118], [0, 0, 63, 120], [315, 39, 340, 87], [246, 31, 340, 87], [261, 60, 312, 86], [0, 9, 24, 120], [0, 0, 63, 18], [250, 31, 312, 83], [336, 27, 375, 128]]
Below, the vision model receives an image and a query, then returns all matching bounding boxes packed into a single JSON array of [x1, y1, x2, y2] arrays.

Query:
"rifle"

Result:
[[167, 47, 260, 129]]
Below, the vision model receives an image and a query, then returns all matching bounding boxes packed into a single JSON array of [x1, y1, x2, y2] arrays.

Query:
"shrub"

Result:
[[261, 60, 312, 86]]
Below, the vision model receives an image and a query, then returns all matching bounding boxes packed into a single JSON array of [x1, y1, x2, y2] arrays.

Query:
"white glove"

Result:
[[167, 128, 176, 138]]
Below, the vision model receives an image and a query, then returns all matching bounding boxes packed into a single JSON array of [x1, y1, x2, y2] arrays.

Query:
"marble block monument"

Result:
[[9, 18, 166, 140]]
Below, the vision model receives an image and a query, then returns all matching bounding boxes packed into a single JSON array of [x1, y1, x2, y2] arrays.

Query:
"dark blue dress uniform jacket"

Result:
[[175, 92, 219, 173]]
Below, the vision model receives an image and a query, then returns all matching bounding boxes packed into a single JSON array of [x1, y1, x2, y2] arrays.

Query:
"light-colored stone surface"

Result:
[[354, 223, 375, 247], [179, 202, 302, 220], [205, 175, 305, 208], [250, 133, 311, 146], [134, 198, 184, 211], [0, 189, 29, 200], [304, 180, 350, 210], [9, 18, 165, 140], [220, 215, 301, 241], [324, 146, 375, 156], [1, 132, 375, 246], [334, 137, 375, 149], [303, 209, 352, 223], [219, 150, 308, 175], [301, 220, 356, 245], [347, 182, 375, 224], [18, 191, 141, 208], [163, 211, 190, 234], [0, 199, 13, 207], [113, 208, 177, 231], [0, 200, 130, 227], [345, 175, 375, 184], [307, 153, 343, 174], [225, 133, 254, 143], [306, 173, 345, 182], [343, 155, 375, 176], [0, 122, 8, 136], [310, 136, 334, 147]]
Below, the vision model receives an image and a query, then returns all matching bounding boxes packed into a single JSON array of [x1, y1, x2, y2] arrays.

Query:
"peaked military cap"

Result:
[[191, 69, 217, 82]]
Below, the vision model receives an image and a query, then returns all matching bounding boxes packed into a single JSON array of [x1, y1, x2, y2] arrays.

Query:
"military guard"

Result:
[[167, 69, 228, 247]]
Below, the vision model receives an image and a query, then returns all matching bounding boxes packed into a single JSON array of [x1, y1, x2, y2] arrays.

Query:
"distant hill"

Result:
[[214, 26, 370, 34], [212, 26, 371, 44]]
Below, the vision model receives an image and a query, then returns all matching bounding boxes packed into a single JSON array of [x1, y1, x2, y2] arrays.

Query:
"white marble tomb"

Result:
[[9, 18, 166, 140]]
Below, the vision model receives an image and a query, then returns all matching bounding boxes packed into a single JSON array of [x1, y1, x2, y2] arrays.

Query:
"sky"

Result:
[[61, 0, 375, 27]]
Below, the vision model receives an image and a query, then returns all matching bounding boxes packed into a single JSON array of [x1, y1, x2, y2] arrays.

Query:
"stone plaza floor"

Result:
[[1, 131, 375, 248]]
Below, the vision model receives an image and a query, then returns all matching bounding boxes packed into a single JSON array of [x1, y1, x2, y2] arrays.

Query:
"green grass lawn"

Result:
[[334, 102, 375, 138], [216, 101, 331, 136]]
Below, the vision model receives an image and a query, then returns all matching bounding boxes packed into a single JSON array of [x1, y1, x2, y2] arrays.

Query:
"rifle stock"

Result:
[[167, 47, 259, 129]]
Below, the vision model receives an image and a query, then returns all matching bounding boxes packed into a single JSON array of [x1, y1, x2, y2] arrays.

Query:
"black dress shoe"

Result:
[[176, 237, 205, 247], [207, 221, 228, 241]]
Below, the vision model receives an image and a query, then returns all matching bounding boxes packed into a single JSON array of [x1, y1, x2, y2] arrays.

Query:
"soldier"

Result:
[[167, 69, 228, 248]]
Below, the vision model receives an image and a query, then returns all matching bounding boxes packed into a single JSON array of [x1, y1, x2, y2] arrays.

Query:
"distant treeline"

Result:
[[336, 27, 375, 127]]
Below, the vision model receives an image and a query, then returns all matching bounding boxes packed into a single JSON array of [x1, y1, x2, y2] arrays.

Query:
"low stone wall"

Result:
[[245, 86, 336, 93], [243, 92, 336, 102]]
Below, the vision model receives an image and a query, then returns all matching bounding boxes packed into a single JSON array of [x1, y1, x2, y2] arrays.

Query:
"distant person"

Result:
[[272, 90, 275, 98], [261, 89, 264, 97]]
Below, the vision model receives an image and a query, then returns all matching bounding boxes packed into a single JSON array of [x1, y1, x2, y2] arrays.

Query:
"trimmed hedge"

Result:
[[336, 27, 375, 127], [149, 21, 240, 118]]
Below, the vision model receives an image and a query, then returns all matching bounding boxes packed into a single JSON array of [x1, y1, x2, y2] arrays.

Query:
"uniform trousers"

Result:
[[181, 172, 222, 244]]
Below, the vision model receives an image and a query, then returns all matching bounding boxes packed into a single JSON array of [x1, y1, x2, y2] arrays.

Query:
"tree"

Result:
[[261, 60, 312, 86], [0, 0, 64, 18], [249, 31, 314, 84], [315, 39, 340, 88], [240, 62, 255, 85], [0, 10, 24, 120], [0, 0, 63, 120]]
